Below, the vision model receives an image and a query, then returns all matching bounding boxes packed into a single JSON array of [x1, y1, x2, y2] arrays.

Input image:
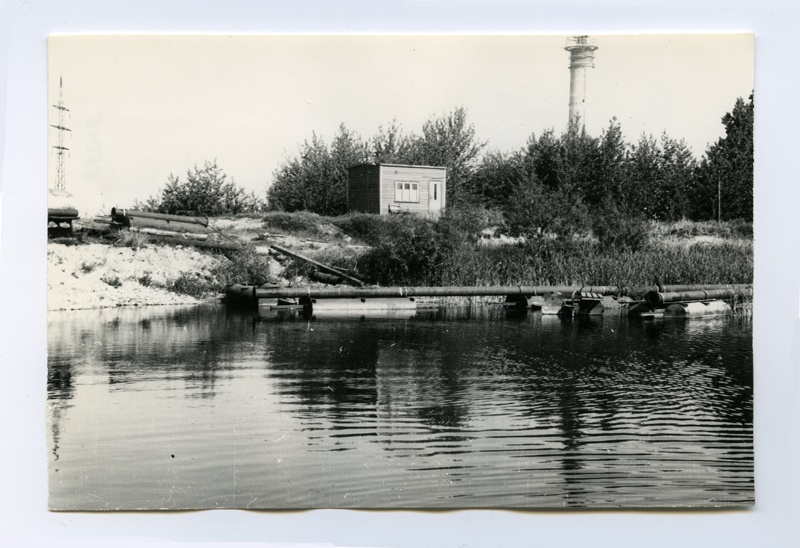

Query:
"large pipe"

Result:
[[111, 208, 209, 227], [624, 284, 752, 297], [127, 232, 240, 251], [254, 284, 753, 301], [48, 207, 79, 220], [646, 288, 753, 307], [255, 285, 614, 300]]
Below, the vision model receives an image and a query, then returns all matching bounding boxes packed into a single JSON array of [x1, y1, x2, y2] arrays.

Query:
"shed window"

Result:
[[395, 182, 419, 203]]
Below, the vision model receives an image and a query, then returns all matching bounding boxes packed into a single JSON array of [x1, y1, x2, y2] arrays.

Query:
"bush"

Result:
[[504, 182, 590, 240], [592, 199, 649, 252], [728, 219, 753, 238], [281, 245, 364, 281], [214, 246, 273, 286], [157, 161, 263, 216], [330, 213, 393, 245], [262, 211, 326, 238], [101, 273, 122, 288], [112, 230, 149, 250], [167, 273, 210, 298], [353, 208, 490, 286]]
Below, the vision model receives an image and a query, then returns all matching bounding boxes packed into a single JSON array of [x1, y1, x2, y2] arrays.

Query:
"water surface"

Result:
[[47, 305, 753, 509]]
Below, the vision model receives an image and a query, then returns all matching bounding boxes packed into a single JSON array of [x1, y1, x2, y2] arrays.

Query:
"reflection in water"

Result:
[[47, 305, 753, 510]]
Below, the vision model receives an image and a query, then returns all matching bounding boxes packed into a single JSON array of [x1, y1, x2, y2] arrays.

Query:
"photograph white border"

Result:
[[2, 1, 797, 547]]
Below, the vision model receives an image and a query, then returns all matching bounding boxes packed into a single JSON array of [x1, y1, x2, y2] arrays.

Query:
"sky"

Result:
[[48, 33, 753, 218]]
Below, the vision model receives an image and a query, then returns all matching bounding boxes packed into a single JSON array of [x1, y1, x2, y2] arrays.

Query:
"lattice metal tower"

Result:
[[564, 36, 598, 128], [51, 76, 71, 191]]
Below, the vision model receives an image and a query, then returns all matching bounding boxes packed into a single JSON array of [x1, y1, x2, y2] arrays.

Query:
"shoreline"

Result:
[[48, 215, 754, 311], [47, 241, 223, 311]]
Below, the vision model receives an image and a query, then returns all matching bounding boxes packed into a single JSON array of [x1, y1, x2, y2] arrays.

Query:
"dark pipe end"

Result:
[[645, 291, 664, 307]]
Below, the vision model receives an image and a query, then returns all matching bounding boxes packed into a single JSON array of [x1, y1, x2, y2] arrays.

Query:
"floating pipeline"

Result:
[[253, 285, 609, 300], [251, 284, 752, 301], [227, 283, 754, 319], [645, 287, 754, 307]]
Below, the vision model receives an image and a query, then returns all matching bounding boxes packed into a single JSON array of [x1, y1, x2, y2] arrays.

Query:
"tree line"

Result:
[[267, 96, 753, 224], [139, 95, 753, 224]]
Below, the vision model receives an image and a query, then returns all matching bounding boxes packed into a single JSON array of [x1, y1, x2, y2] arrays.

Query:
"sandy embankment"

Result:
[[47, 242, 224, 311]]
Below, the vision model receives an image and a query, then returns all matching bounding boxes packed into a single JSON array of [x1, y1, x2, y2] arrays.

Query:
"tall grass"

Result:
[[258, 210, 753, 289], [342, 212, 753, 287], [112, 230, 150, 250], [262, 211, 328, 239], [649, 219, 753, 240], [164, 244, 273, 298], [439, 240, 752, 288]]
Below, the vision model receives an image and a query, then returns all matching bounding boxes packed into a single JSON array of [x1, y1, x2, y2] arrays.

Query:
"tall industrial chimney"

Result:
[[564, 35, 598, 128]]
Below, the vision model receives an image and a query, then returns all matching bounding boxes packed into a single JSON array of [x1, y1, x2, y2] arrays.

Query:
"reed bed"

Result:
[[263, 211, 753, 290], [438, 241, 753, 288]]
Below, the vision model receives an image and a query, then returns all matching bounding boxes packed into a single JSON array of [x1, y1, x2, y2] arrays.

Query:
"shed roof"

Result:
[[347, 162, 447, 171]]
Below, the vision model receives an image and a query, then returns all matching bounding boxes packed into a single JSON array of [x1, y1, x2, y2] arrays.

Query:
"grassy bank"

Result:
[[51, 210, 751, 310], [263, 210, 753, 288]]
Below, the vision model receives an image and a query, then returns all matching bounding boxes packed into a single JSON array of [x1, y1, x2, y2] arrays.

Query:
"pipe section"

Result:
[[111, 208, 209, 226], [255, 285, 616, 300], [646, 288, 753, 307]]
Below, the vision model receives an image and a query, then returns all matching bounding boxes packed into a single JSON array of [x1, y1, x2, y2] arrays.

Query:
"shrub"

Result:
[[281, 245, 364, 281], [728, 219, 753, 238], [353, 208, 490, 286], [356, 215, 442, 285], [101, 274, 122, 288], [330, 213, 393, 245], [592, 199, 649, 252], [157, 161, 263, 216], [262, 211, 326, 238], [167, 273, 209, 298], [214, 245, 273, 286], [49, 237, 81, 246], [113, 230, 149, 250], [504, 182, 590, 240]]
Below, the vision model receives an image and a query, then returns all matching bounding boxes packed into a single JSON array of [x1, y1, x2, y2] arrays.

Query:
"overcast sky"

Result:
[[48, 34, 753, 216]]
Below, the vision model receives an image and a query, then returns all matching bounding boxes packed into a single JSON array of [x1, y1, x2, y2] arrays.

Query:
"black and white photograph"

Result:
[[45, 33, 754, 511]]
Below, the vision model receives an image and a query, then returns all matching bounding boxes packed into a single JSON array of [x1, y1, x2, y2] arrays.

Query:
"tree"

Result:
[[622, 134, 663, 219], [267, 125, 368, 215], [588, 118, 627, 206], [659, 134, 696, 221], [408, 107, 487, 207], [694, 93, 754, 221], [522, 129, 561, 191], [504, 176, 589, 239], [467, 150, 525, 209], [369, 120, 416, 164], [557, 119, 600, 198], [267, 133, 331, 213], [328, 124, 370, 213], [158, 160, 260, 216]]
